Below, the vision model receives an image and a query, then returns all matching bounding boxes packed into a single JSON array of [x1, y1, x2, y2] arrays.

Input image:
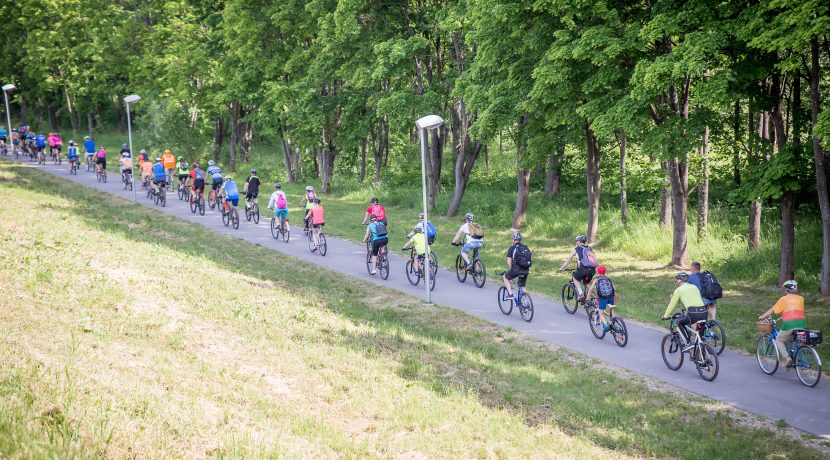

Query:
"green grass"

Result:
[[0, 161, 826, 458]]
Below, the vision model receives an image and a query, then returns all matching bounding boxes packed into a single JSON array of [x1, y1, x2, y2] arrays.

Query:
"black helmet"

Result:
[[274, 183, 281, 190], [512, 232, 522, 241], [370, 197, 378, 204], [575, 235, 588, 244], [675, 272, 689, 282], [250, 168, 257, 175], [313, 198, 321, 204], [369, 214, 377, 221]]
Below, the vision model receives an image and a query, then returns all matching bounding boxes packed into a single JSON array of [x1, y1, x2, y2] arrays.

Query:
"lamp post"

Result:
[[124, 94, 141, 203], [2, 84, 16, 154], [415, 115, 444, 306]]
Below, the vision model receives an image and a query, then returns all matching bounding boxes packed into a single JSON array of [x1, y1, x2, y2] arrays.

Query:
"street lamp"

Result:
[[415, 114, 444, 305], [124, 94, 141, 203], [2, 84, 16, 155]]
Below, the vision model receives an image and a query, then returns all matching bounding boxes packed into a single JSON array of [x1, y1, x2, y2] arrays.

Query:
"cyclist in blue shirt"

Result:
[[0, 126, 7, 142], [35, 133, 47, 153], [206, 160, 223, 202], [83, 136, 96, 167], [220, 176, 240, 213], [66, 140, 79, 169], [151, 157, 167, 194]]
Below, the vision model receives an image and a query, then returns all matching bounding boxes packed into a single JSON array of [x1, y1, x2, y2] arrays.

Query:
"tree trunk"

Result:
[[697, 126, 709, 237], [512, 132, 531, 229], [667, 156, 689, 267], [619, 129, 628, 224], [116, 97, 126, 133], [240, 120, 252, 163], [810, 37, 830, 295], [320, 147, 336, 193], [779, 191, 796, 284], [359, 137, 367, 182], [544, 144, 563, 199], [585, 122, 601, 244], [733, 100, 741, 185], [19, 93, 26, 122], [64, 86, 79, 133], [87, 112, 95, 135], [446, 99, 481, 217], [213, 116, 224, 162], [748, 201, 762, 251], [47, 102, 58, 131], [228, 101, 240, 172], [427, 125, 445, 212], [311, 146, 319, 178], [659, 161, 672, 228]]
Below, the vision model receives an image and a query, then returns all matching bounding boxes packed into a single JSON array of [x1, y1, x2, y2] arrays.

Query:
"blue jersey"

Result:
[[67, 146, 78, 158], [368, 222, 386, 241], [84, 139, 96, 153], [152, 163, 166, 179], [36, 135, 47, 147], [207, 165, 222, 180], [0, 128, 6, 137], [223, 180, 239, 198]]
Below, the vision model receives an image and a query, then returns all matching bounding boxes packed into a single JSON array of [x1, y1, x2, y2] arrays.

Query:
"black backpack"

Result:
[[513, 244, 532, 270], [374, 221, 388, 237], [699, 271, 723, 299]]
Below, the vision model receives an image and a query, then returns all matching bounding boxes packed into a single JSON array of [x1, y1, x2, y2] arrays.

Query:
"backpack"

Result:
[[97, 150, 106, 158], [578, 246, 598, 268], [469, 222, 485, 239], [276, 193, 287, 209], [596, 276, 615, 299], [426, 221, 437, 238], [194, 168, 205, 180], [374, 221, 388, 237], [699, 271, 723, 299], [513, 244, 532, 270]]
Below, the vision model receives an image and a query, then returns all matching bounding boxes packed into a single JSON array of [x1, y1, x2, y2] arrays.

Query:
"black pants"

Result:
[[678, 307, 707, 342]]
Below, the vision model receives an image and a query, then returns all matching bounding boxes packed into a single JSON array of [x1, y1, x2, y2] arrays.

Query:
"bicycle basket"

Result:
[[757, 321, 773, 334], [794, 330, 822, 346]]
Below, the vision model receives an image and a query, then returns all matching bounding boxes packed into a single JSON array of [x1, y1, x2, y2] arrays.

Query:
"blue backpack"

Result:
[[426, 221, 437, 238]]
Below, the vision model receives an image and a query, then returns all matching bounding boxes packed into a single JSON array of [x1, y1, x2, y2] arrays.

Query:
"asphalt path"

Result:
[[7, 155, 829, 439]]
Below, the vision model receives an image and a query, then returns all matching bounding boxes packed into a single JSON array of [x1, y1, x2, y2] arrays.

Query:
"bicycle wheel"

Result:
[[455, 255, 467, 283], [102, 171, 107, 183], [128, 178, 133, 191], [281, 221, 290, 243], [519, 293, 534, 322], [178, 187, 185, 200], [271, 218, 279, 239], [154, 192, 160, 205], [497, 287, 512, 315], [252, 204, 260, 224], [232, 209, 239, 229], [308, 231, 315, 253], [611, 317, 628, 348], [208, 193, 216, 210], [795, 346, 822, 388], [755, 336, 779, 375], [366, 247, 374, 274], [160, 192, 166, 207], [472, 259, 486, 288], [198, 196, 205, 215], [190, 197, 197, 214], [319, 233, 327, 256], [696, 343, 719, 382], [704, 320, 726, 355], [406, 259, 420, 286], [561, 283, 577, 314], [661, 333, 684, 370], [222, 207, 229, 226], [428, 250, 438, 276], [245, 204, 251, 221], [589, 310, 605, 339], [380, 251, 389, 279]]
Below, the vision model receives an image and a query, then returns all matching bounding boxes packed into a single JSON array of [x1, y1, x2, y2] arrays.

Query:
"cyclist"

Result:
[[402, 226, 427, 275], [558, 235, 598, 302], [176, 158, 189, 191], [363, 214, 388, 274], [408, 213, 437, 245], [139, 156, 153, 188], [244, 169, 260, 210], [10, 128, 20, 152], [299, 185, 317, 233], [137, 149, 148, 163], [151, 157, 166, 194], [190, 162, 206, 203], [661, 272, 707, 352], [503, 232, 530, 303], [119, 143, 131, 158], [95, 146, 107, 173], [758, 280, 805, 369], [362, 197, 387, 226], [267, 183, 289, 228], [587, 265, 616, 333], [206, 160, 223, 202], [66, 140, 79, 169], [83, 136, 96, 168], [450, 213, 484, 271], [119, 152, 133, 183], [0, 126, 6, 149], [48, 132, 62, 159], [35, 132, 47, 158], [306, 198, 325, 252], [162, 149, 176, 185], [688, 262, 718, 320], [220, 176, 240, 214]]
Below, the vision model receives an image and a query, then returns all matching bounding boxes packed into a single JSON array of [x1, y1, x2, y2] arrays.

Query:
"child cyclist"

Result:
[[587, 265, 616, 332], [66, 140, 79, 169], [267, 183, 289, 229], [402, 226, 427, 274]]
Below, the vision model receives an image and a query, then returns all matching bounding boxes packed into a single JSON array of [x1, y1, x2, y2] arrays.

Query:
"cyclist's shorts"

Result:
[[274, 208, 288, 219], [225, 196, 239, 206], [212, 178, 222, 190], [371, 237, 388, 256], [573, 266, 595, 284], [504, 267, 528, 287], [461, 240, 483, 254], [313, 222, 325, 229], [245, 191, 258, 200], [178, 174, 188, 182], [153, 177, 166, 185], [53, 145, 62, 152], [95, 157, 106, 168], [192, 179, 205, 192], [67, 154, 78, 160], [121, 168, 132, 174], [141, 173, 151, 181], [0, 136, 6, 142], [597, 297, 614, 311], [85, 151, 95, 157]]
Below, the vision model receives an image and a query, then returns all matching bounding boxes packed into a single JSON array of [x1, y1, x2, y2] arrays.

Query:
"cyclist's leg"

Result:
[[774, 329, 794, 364], [707, 303, 716, 320], [460, 242, 472, 266]]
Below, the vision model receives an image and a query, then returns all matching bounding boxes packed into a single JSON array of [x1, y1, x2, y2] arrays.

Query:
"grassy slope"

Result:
[[0, 162, 825, 458]]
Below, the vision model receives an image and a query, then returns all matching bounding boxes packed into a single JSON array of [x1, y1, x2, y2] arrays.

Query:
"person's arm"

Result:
[[759, 298, 783, 320], [506, 256, 512, 269], [267, 193, 276, 209], [363, 226, 372, 243], [558, 250, 576, 272], [451, 229, 463, 245], [662, 289, 682, 319], [362, 211, 370, 225], [402, 238, 413, 250], [587, 279, 597, 299]]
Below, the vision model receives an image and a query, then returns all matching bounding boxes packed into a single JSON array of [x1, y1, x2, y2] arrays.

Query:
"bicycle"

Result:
[[660, 311, 720, 382], [37, 148, 46, 165], [365, 240, 389, 279], [700, 316, 726, 355], [122, 171, 133, 191], [496, 271, 533, 322], [221, 199, 239, 229], [585, 298, 628, 347], [86, 156, 94, 172], [307, 226, 327, 256], [154, 183, 167, 207], [561, 269, 590, 314], [51, 148, 62, 165], [69, 158, 78, 175], [190, 190, 206, 215], [244, 198, 260, 224], [452, 242, 486, 288], [404, 247, 434, 290], [0, 141, 7, 156], [756, 318, 822, 388], [96, 166, 107, 183], [177, 181, 189, 201], [270, 213, 290, 242]]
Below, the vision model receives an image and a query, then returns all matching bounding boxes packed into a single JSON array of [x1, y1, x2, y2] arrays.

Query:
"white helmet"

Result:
[[305, 185, 314, 192], [208, 160, 215, 166], [464, 213, 474, 222]]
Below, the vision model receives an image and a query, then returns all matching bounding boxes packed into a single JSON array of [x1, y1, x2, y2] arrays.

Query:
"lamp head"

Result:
[[415, 115, 444, 130], [124, 94, 141, 104], [2, 84, 16, 92]]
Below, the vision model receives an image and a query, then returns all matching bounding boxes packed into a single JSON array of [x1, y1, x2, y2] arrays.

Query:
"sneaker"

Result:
[[602, 323, 611, 333], [785, 359, 794, 371], [370, 269, 377, 275]]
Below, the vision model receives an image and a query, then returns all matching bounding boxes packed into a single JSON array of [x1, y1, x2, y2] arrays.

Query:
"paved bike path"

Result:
[[8, 157, 829, 439]]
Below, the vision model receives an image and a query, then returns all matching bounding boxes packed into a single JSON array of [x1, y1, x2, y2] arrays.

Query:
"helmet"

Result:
[[208, 160, 215, 166], [155, 157, 161, 162], [274, 183, 281, 190], [511, 232, 522, 241], [250, 169, 257, 174], [370, 197, 378, 203], [369, 214, 377, 221], [419, 212, 425, 220], [84, 135, 90, 140], [413, 226, 423, 233], [140, 149, 146, 154], [313, 198, 321, 204], [305, 185, 314, 191], [122, 143, 128, 148], [596, 265, 607, 275], [675, 272, 689, 282], [69, 140, 75, 145], [575, 235, 588, 243], [179, 159, 185, 163], [782, 280, 798, 292], [464, 213, 474, 222], [224, 176, 232, 182]]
